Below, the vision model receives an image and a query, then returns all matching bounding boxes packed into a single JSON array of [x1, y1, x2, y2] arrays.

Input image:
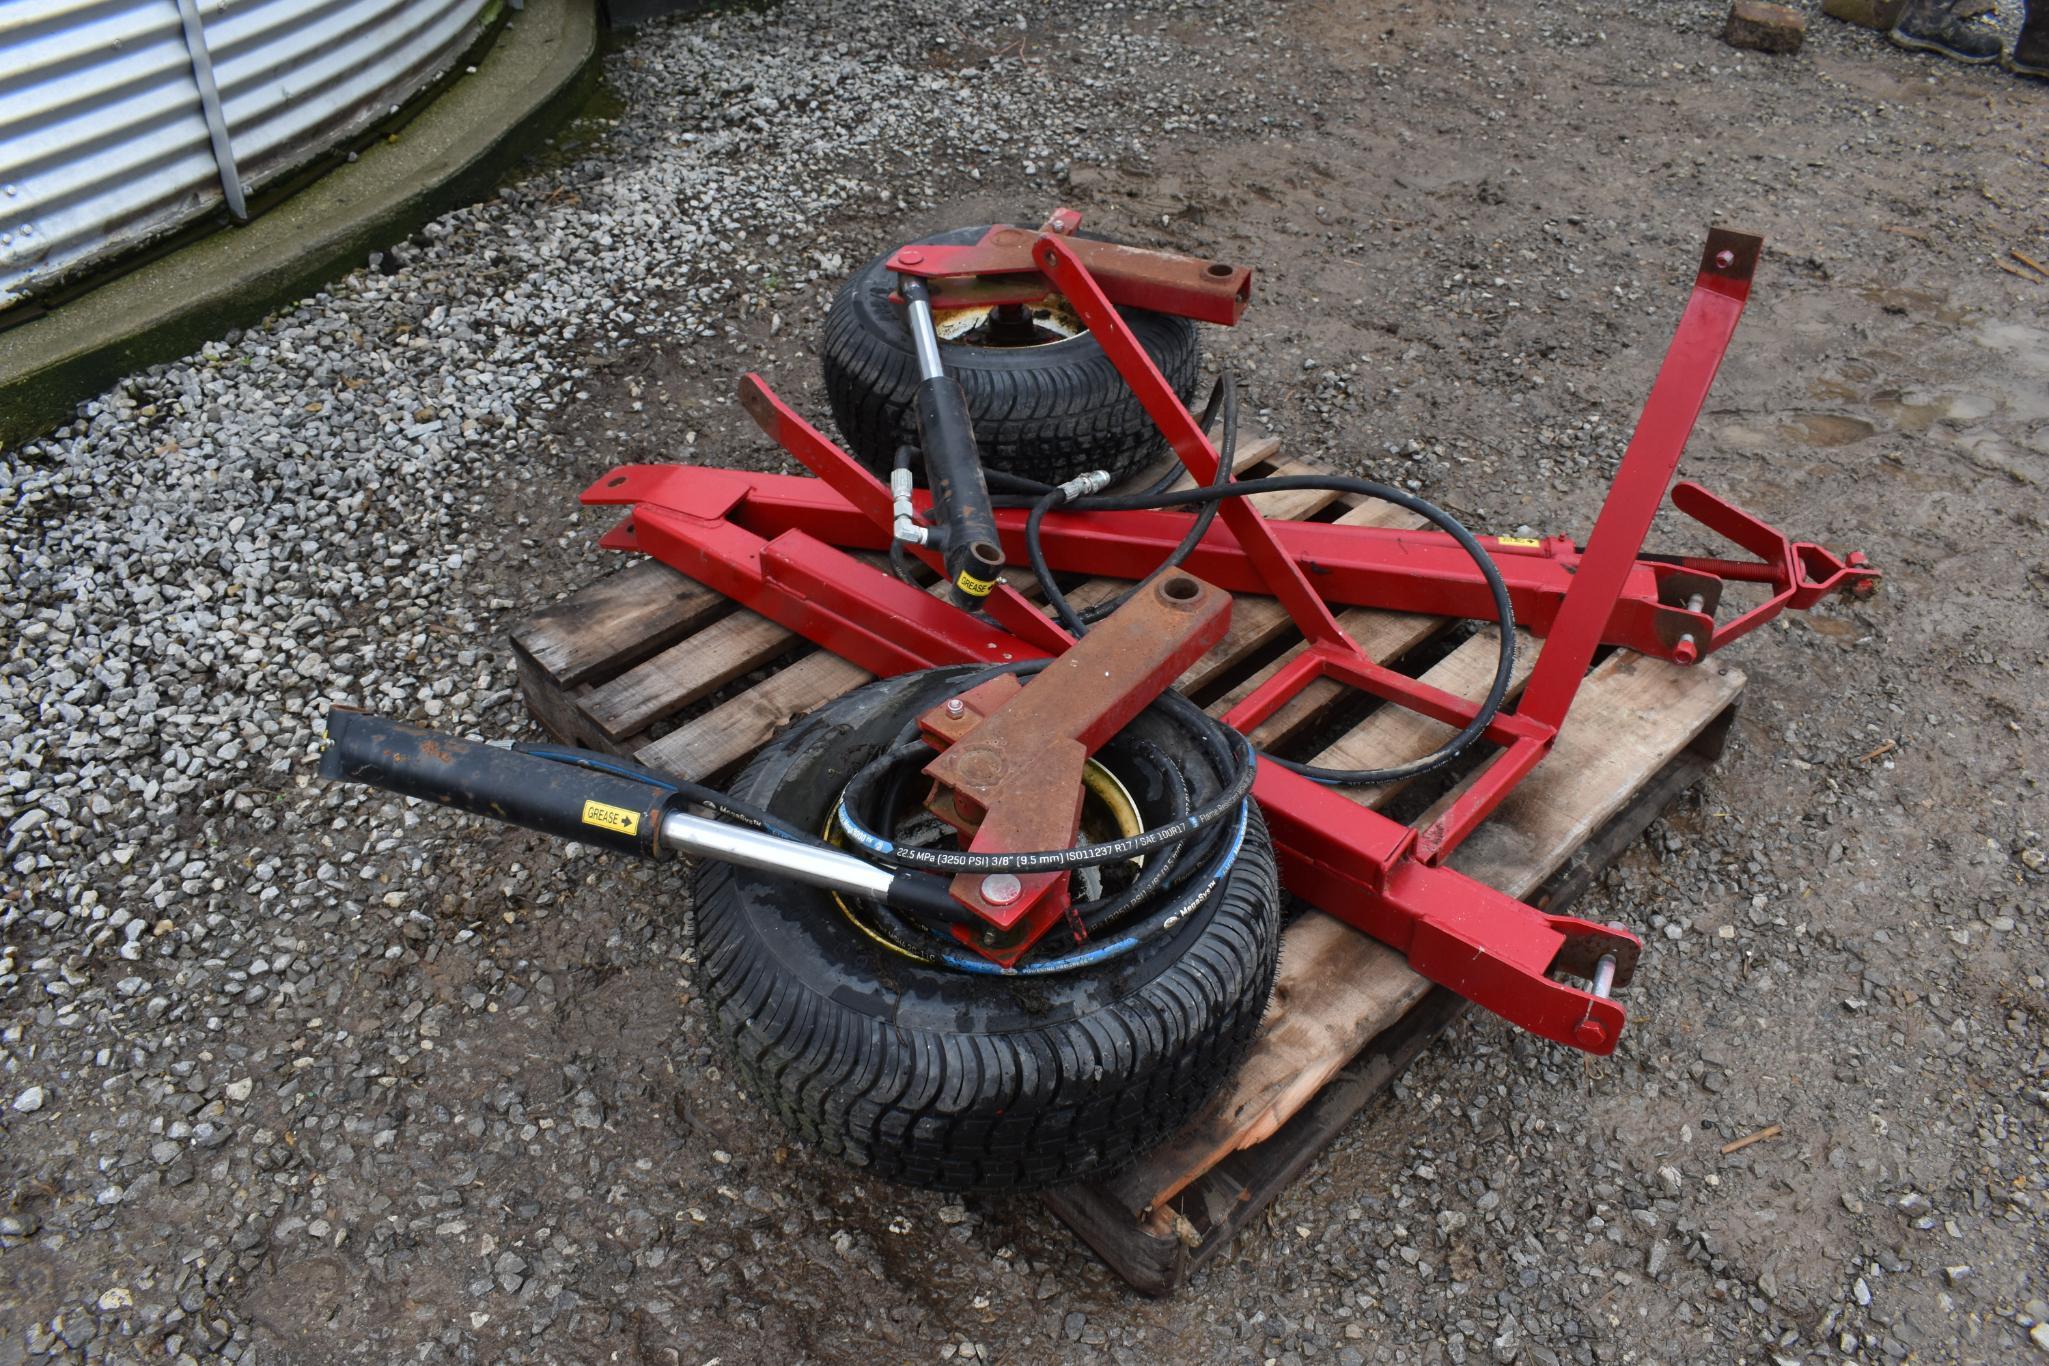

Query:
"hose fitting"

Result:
[[1055, 469, 1113, 501], [890, 467, 929, 546]]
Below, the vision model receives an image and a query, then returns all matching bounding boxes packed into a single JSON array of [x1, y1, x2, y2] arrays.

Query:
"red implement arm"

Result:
[[581, 221, 1877, 1055]]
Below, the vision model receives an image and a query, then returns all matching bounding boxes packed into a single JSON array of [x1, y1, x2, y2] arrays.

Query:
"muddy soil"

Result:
[[541, 3, 2049, 1360], [5, 0, 2044, 1363]]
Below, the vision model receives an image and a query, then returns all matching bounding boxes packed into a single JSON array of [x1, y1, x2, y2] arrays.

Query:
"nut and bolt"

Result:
[[943, 697, 966, 719], [1715, 248, 1736, 269], [980, 873, 1022, 906], [1673, 593, 1708, 666]]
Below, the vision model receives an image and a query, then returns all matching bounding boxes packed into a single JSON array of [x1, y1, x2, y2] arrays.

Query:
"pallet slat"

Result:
[[581, 608, 797, 742], [510, 558, 724, 687], [637, 649, 873, 781]]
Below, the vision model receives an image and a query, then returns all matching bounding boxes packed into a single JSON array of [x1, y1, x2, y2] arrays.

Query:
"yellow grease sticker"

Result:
[[581, 800, 640, 836], [954, 569, 997, 598], [1495, 535, 1542, 548]]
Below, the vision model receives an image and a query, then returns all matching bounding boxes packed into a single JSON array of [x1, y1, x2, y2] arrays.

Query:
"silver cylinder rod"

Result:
[[658, 808, 899, 902], [899, 276, 947, 381]]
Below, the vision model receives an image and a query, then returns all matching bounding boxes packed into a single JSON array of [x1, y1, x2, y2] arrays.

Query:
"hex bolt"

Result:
[[943, 698, 966, 719], [1715, 249, 1735, 269], [1673, 593, 1708, 666], [980, 873, 1022, 906]]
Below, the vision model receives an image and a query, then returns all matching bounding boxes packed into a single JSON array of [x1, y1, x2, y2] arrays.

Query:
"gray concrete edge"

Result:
[[0, 0, 601, 452]]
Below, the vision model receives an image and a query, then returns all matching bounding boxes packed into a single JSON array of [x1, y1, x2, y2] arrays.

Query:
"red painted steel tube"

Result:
[[1515, 231, 1760, 729], [622, 467, 1714, 663], [1030, 232, 1356, 652]]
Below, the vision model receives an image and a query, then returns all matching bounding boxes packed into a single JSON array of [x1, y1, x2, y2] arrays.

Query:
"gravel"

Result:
[[3, 0, 2045, 1361]]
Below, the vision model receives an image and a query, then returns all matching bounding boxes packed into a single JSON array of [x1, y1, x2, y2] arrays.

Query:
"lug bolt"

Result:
[[980, 873, 1022, 906]]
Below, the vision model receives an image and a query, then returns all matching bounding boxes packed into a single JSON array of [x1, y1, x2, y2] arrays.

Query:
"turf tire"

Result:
[[818, 226, 1202, 486], [691, 666, 1280, 1194]]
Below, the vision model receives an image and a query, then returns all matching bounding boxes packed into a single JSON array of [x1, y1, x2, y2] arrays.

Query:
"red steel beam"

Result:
[[886, 220, 1253, 325]]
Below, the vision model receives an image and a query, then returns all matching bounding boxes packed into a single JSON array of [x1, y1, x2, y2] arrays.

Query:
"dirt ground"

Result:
[[5, 0, 2046, 1362], [540, 4, 2049, 1360]]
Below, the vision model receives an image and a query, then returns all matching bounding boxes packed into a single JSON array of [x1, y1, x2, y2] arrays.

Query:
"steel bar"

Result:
[[886, 220, 1253, 324], [1515, 230, 1759, 730], [1030, 231, 1354, 651], [658, 808, 898, 900], [915, 572, 1232, 954]]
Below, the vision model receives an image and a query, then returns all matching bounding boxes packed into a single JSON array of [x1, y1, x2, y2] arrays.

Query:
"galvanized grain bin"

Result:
[[0, 0, 497, 312]]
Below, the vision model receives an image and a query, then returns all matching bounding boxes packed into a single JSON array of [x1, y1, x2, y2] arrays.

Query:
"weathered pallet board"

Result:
[[508, 436, 1746, 1296], [1041, 650, 1741, 1293]]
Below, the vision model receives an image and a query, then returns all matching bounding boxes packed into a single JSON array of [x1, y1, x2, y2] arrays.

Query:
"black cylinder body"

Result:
[[320, 710, 667, 857], [913, 376, 1004, 604]]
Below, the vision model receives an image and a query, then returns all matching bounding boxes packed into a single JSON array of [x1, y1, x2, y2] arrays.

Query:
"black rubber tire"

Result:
[[691, 667, 1281, 1194], [819, 226, 1203, 486]]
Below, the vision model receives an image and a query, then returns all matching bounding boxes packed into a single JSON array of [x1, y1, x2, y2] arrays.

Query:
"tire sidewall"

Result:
[[695, 667, 1273, 1037]]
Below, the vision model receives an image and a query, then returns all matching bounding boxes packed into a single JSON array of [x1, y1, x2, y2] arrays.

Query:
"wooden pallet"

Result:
[[509, 436, 1745, 1294]]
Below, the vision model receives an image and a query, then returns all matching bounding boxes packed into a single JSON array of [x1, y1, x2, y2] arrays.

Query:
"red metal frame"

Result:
[[913, 573, 1231, 962], [886, 216, 1254, 325], [583, 219, 1878, 1057]]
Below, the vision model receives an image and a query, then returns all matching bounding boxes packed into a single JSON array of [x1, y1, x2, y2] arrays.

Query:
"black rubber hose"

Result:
[[1016, 471, 1518, 787], [841, 685, 1252, 972], [835, 661, 1257, 874], [1077, 371, 1238, 626], [1025, 373, 1236, 635]]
